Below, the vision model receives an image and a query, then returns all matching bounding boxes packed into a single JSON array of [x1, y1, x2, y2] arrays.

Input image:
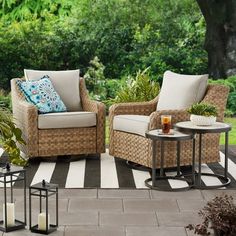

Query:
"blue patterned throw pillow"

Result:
[[18, 75, 67, 113]]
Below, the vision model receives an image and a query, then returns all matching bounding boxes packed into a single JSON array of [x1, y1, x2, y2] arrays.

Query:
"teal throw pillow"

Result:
[[18, 75, 67, 113]]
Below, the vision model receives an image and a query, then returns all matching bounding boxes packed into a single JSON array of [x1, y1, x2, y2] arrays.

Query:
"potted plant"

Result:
[[187, 194, 236, 236], [187, 103, 218, 126], [0, 107, 26, 166]]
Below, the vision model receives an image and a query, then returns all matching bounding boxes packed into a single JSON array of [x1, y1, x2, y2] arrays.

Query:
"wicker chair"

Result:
[[109, 84, 229, 168], [11, 77, 106, 158]]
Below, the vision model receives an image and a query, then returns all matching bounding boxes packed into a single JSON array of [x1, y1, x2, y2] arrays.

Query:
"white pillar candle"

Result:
[[38, 212, 50, 231], [3, 203, 15, 227]]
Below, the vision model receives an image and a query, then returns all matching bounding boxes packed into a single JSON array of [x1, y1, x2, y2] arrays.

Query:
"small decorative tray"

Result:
[[158, 131, 175, 135]]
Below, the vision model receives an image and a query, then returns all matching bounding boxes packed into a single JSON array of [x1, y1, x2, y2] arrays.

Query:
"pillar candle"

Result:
[[38, 212, 50, 231], [3, 203, 15, 227]]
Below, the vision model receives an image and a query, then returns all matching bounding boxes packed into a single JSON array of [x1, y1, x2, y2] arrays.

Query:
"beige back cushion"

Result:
[[157, 71, 208, 110], [24, 69, 82, 111]]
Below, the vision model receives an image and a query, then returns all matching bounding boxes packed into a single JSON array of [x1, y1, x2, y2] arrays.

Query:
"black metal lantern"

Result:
[[29, 180, 58, 235], [0, 163, 26, 232]]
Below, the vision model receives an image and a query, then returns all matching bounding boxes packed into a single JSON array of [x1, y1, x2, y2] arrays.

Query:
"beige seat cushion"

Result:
[[38, 112, 96, 129], [113, 115, 150, 137], [157, 70, 208, 110], [24, 69, 82, 111]]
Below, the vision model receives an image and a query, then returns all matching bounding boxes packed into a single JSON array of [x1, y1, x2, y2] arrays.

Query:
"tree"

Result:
[[196, 0, 236, 79]]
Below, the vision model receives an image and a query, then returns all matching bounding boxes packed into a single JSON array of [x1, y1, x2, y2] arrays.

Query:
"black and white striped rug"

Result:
[[1, 147, 236, 189]]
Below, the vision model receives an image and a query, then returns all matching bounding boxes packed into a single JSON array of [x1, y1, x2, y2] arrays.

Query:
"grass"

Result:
[[220, 117, 236, 145], [106, 117, 236, 145]]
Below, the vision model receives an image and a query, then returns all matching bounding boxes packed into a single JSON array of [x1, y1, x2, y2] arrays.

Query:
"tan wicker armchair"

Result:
[[11, 78, 106, 158], [109, 84, 229, 168]]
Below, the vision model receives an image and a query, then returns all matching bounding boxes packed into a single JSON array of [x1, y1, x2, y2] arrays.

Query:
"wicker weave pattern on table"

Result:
[[11, 77, 105, 158], [109, 84, 229, 168]]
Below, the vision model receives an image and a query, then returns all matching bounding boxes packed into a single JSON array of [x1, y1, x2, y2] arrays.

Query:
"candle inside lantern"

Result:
[[38, 212, 50, 231], [3, 203, 15, 227]]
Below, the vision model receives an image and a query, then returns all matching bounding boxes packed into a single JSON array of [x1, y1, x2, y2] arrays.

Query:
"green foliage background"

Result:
[[0, 0, 235, 147], [0, 0, 207, 91], [209, 76, 236, 116]]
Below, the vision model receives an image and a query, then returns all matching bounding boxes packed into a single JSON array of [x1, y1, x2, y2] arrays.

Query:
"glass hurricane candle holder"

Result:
[[0, 163, 26, 232], [29, 180, 58, 235]]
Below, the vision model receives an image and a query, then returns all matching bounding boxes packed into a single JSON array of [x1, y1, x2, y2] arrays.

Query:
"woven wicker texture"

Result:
[[80, 78, 106, 153], [38, 128, 96, 156], [109, 84, 229, 168], [11, 77, 105, 158], [11, 79, 39, 157], [109, 97, 158, 155]]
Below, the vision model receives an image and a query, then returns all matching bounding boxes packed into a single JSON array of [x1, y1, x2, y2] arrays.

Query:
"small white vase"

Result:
[[190, 114, 216, 126]]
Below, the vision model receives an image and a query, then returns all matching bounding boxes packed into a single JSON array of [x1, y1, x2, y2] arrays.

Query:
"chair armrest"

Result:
[[109, 98, 157, 135], [11, 79, 39, 157], [108, 97, 158, 155], [83, 99, 106, 153], [109, 97, 158, 117], [109, 97, 158, 130], [80, 78, 106, 153], [80, 77, 105, 113], [149, 109, 190, 130]]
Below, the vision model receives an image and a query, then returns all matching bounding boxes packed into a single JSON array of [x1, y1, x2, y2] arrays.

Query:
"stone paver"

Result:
[[177, 199, 206, 212], [98, 189, 150, 199], [59, 189, 98, 198], [2, 227, 65, 236], [201, 189, 236, 200], [68, 199, 123, 212], [126, 226, 187, 236], [123, 199, 179, 212], [59, 212, 98, 226], [1, 188, 235, 236], [65, 226, 125, 236], [100, 212, 158, 226], [151, 189, 203, 200], [13, 198, 69, 213], [157, 212, 200, 227]]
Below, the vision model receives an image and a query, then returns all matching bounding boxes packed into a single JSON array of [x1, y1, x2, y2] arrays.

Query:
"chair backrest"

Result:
[[157, 70, 208, 110], [201, 84, 229, 121], [24, 69, 82, 111]]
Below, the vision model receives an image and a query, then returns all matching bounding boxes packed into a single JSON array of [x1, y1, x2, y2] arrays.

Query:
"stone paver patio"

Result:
[[2, 188, 236, 236]]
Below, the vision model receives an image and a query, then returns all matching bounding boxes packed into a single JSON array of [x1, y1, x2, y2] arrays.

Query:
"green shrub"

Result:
[[227, 76, 236, 89], [114, 68, 160, 103], [84, 56, 106, 100], [224, 109, 234, 118], [84, 56, 122, 113], [208, 78, 235, 92], [0, 0, 207, 92], [209, 77, 236, 115], [0, 108, 26, 166], [0, 90, 11, 110], [227, 92, 236, 116]]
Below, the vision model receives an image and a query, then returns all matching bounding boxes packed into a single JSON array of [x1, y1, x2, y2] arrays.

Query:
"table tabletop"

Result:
[[175, 121, 231, 134], [146, 129, 194, 141], [0, 165, 24, 176]]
